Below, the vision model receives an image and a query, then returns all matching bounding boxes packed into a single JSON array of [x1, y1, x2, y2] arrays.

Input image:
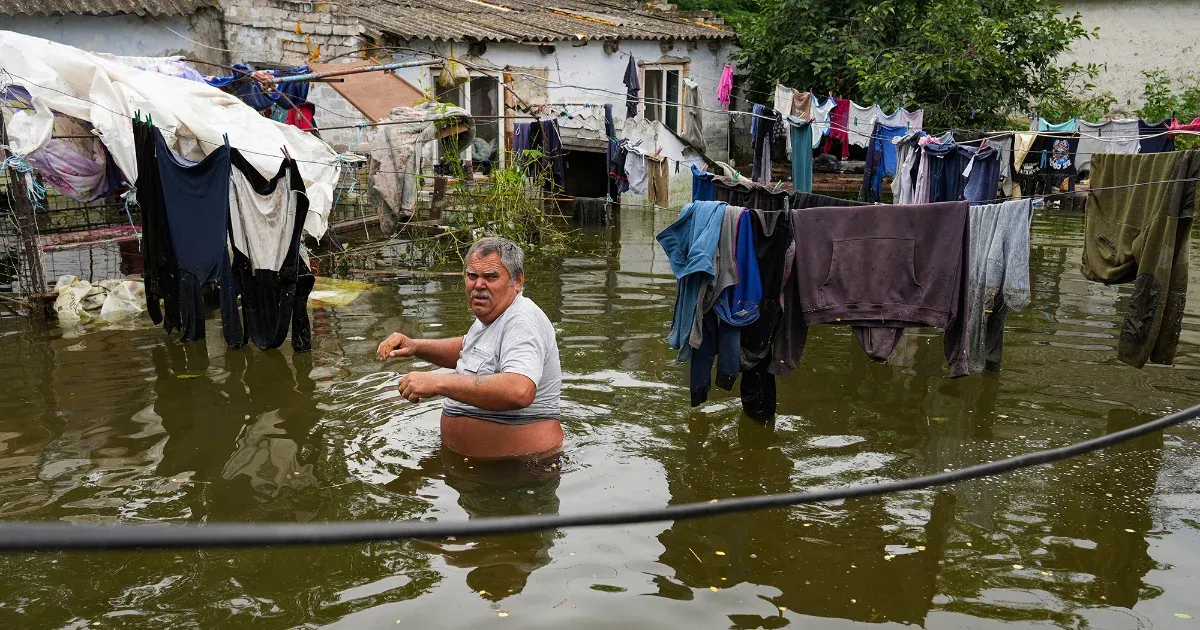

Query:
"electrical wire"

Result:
[[0, 401, 1196, 551]]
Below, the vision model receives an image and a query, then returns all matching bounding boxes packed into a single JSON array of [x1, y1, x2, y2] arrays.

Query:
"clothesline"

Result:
[[5, 68, 1200, 190], [172, 42, 1191, 147]]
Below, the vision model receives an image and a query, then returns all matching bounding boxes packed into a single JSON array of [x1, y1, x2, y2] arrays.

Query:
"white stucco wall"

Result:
[[1058, 0, 1200, 110], [0, 11, 229, 67], [388, 37, 734, 208], [391, 38, 736, 163]]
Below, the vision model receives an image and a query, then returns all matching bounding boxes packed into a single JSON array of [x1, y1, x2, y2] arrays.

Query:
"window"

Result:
[[433, 72, 504, 166], [642, 66, 684, 133], [469, 75, 499, 163]]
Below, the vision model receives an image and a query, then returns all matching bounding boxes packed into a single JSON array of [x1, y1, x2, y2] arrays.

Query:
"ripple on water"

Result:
[[3, 210, 1200, 627]]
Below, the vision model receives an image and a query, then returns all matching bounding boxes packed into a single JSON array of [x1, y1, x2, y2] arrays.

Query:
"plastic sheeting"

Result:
[[96, 54, 207, 83], [25, 115, 122, 202], [53, 275, 146, 326], [0, 31, 340, 239]]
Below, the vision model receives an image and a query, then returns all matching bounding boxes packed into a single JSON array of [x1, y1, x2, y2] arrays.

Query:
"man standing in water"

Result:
[[376, 237, 563, 459]]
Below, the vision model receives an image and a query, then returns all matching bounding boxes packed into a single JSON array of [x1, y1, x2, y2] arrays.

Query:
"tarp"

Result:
[[0, 31, 340, 239], [370, 102, 471, 215]]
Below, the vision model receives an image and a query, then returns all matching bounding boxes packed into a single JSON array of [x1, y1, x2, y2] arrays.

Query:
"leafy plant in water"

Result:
[[423, 130, 572, 266]]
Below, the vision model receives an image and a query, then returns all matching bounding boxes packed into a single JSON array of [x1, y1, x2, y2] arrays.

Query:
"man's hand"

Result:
[[377, 332, 418, 360], [398, 371, 444, 403]]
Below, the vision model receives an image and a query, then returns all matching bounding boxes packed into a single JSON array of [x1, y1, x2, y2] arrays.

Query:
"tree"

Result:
[[734, 0, 1100, 130]]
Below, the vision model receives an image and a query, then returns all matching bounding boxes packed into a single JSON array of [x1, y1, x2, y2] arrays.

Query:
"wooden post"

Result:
[[430, 175, 447, 221], [0, 111, 48, 313]]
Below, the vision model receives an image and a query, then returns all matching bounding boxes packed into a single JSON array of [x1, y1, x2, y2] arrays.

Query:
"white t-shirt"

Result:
[[442, 294, 562, 424], [229, 167, 298, 271]]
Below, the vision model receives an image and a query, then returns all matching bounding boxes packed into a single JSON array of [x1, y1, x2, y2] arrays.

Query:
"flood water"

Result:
[[2, 209, 1200, 629]]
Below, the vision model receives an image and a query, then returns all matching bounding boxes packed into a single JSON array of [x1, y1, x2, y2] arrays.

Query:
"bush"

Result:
[[734, 0, 1099, 130]]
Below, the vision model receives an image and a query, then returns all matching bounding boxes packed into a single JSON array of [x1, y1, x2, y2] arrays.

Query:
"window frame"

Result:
[[432, 69, 507, 168], [639, 62, 688, 134]]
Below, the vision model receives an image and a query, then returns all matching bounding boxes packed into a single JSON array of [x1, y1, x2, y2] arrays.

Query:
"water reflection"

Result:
[[386, 451, 562, 601], [1, 210, 1200, 628], [151, 342, 326, 520], [1041, 408, 1162, 608]]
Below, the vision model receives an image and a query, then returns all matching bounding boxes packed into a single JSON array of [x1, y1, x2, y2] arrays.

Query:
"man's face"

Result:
[[464, 252, 522, 323]]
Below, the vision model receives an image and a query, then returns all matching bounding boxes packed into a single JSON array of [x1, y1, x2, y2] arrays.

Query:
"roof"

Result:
[[308, 61, 427, 121], [0, 0, 214, 17], [349, 0, 735, 43]]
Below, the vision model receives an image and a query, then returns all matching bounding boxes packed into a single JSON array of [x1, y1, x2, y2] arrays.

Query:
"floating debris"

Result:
[[715, 551, 726, 556]]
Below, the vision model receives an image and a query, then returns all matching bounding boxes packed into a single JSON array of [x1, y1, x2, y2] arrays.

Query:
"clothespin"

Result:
[[281, 145, 292, 160], [223, 133, 230, 148], [134, 110, 140, 123], [147, 113, 153, 126]]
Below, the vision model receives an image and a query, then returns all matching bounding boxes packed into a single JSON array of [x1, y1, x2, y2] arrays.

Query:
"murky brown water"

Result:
[[2, 209, 1200, 629]]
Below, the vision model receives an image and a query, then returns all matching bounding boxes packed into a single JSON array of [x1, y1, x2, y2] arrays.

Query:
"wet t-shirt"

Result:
[[442, 294, 562, 424]]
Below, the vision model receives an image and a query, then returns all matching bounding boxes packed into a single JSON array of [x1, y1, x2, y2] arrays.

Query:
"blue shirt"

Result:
[[656, 201, 727, 353]]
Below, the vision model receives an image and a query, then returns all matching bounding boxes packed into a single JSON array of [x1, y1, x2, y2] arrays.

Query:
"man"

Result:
[[376, 237, 563, 459]]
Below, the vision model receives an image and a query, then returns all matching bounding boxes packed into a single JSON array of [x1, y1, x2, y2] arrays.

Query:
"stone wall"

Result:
[[221, 0, 366, 66], [307, 81, 376, 151]]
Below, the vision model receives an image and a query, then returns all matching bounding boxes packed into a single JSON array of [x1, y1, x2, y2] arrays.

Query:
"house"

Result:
[[345, 0, 738, 208], [3, 0, 738, 210], [1057, 0, 1200, 110], [0, 0, 228, 67]]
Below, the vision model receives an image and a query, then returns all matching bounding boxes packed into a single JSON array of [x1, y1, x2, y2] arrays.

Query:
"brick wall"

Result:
[[220, 0, 378, 148]]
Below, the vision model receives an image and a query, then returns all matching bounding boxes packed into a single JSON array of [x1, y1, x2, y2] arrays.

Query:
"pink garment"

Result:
[[912, 135, 944, 203], [717, 65, 734, 108], [823, 97, 850, 159], [1169, 117, 1200, 132]]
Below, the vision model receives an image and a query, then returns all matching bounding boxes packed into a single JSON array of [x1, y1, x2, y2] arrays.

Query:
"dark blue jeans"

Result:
[[691, 311, 742, 406]]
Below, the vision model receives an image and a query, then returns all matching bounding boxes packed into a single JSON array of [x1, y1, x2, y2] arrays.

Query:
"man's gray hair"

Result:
[[466, 236, 525, 283]]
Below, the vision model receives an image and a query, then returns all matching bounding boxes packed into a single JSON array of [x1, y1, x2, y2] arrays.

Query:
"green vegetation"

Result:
[[732, 0, 1099, 130], [1136, 69, 1200, 149]]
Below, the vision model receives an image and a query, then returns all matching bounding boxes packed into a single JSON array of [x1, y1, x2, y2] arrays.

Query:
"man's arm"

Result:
[[398, 372, 536, 411], [411, 337, 464, 369], [377, 333, 463, 369]]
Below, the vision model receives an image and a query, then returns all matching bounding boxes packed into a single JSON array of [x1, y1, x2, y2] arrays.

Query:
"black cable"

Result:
[[2, 402, 1197, 551]]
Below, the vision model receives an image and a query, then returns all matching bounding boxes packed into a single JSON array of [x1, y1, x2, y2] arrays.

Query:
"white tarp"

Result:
[[0, 31, 340, 239]]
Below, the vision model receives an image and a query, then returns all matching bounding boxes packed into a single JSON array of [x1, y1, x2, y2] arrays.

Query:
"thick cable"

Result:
[[1, 402, 1196, 551]]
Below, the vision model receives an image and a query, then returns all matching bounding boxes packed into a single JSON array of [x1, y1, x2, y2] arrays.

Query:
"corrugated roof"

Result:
[[349, 0, 735, 43], [0, 0, 214, 17]]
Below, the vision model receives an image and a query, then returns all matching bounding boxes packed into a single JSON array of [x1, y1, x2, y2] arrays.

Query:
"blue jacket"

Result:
[[715, 209, 762, 326], [656, 201, 727, 352]]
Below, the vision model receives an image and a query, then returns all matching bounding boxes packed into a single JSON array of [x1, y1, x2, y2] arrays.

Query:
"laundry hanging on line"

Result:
[[136, 119, 315, 352], [1081, 150, 1199, 369], [228, 149, 315, 352], [0, 31, 341, 240]]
